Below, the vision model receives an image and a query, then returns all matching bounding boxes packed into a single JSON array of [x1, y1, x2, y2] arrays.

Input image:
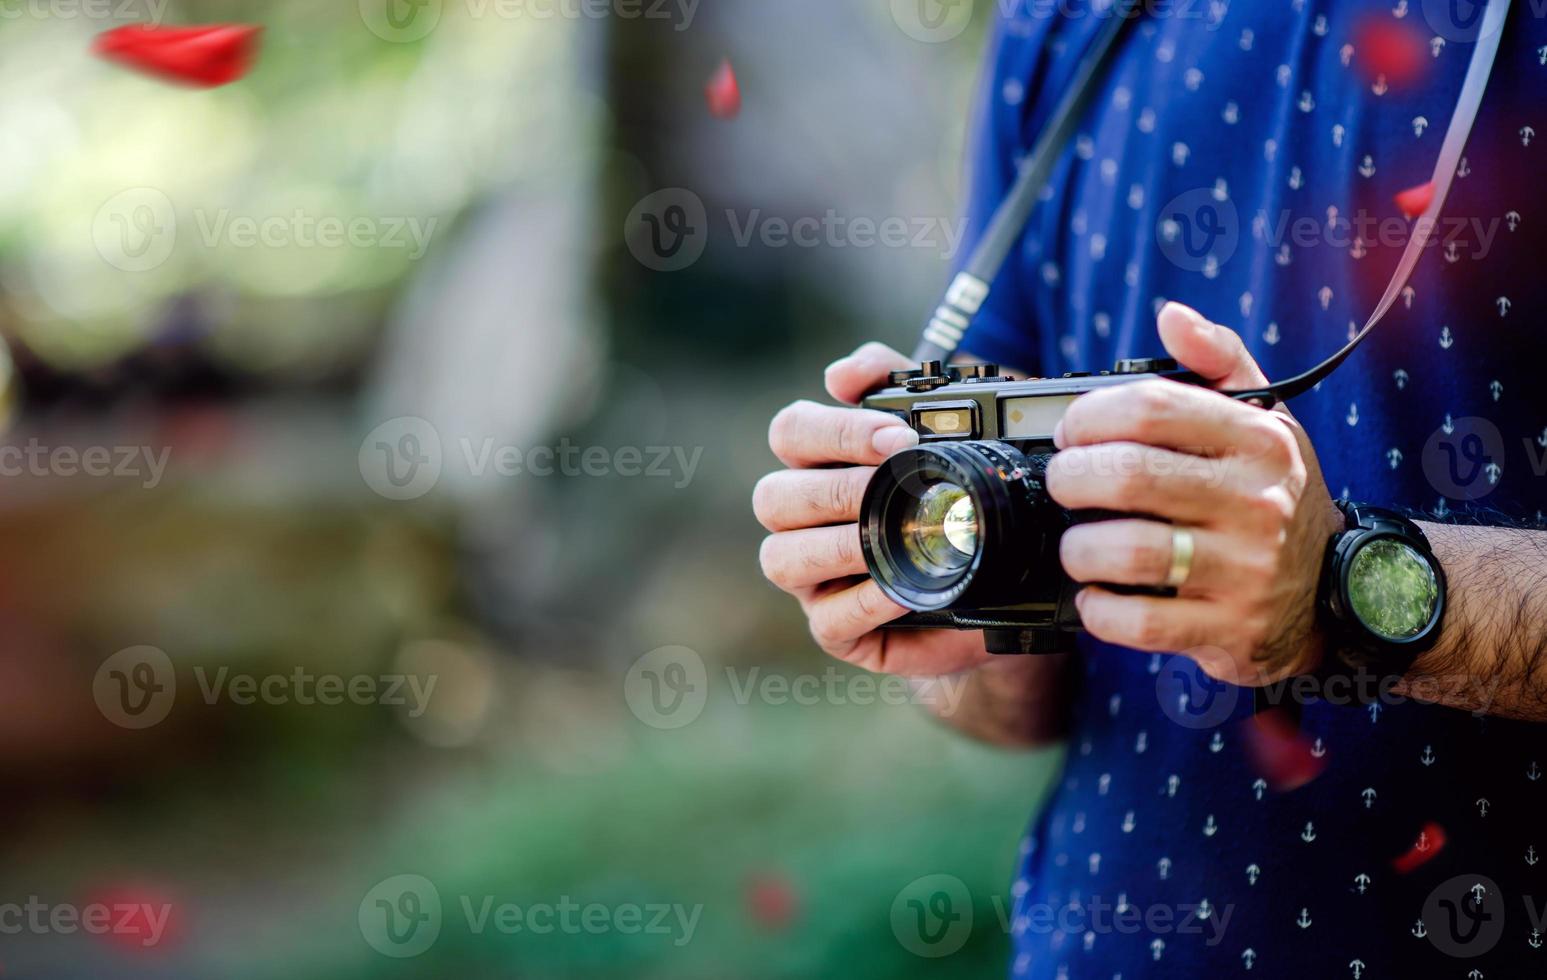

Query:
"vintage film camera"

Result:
[[859, 357, 1202, 655]]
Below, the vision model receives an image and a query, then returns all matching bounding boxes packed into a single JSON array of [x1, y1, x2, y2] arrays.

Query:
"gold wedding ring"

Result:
[[1164, 527, 1195, 589]]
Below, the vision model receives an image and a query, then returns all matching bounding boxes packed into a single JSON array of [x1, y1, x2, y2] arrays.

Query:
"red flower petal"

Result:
[[1395, 181, 1435, 220], [93, 24, 262, 88], [1391, 821, 1447, 874], [1352, 17, 1428, 87], [1240, 708, 1326, 793], [705, 59, 741, 120], [743, 871, 797, 930]]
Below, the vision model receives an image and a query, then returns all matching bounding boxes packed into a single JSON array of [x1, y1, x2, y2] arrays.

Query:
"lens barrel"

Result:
[[860, 441, 1066, 612]]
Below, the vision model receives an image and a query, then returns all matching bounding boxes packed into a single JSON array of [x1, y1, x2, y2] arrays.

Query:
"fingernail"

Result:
[[872, 426, 919, 456], [1052, 419, 1066, 449]]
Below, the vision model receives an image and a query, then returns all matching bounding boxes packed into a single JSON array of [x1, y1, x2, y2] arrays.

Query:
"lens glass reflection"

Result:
[[902, 482, 980, 577]]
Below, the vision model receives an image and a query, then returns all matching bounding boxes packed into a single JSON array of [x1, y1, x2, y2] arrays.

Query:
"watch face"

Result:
[[1346, 537, 1440, 641]]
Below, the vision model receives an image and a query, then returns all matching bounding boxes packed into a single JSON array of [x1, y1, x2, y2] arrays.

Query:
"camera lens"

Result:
[[903, 482, 980, 577], [860, 441, 1067, 612]]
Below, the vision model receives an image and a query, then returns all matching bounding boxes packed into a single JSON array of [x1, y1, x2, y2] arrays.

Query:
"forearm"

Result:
[[1389, 523, 1547, 720], [913, 651, 1074, 748]]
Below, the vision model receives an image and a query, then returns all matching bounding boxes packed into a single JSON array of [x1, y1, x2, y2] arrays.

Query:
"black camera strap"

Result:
[[916, 0, 1513, 410]]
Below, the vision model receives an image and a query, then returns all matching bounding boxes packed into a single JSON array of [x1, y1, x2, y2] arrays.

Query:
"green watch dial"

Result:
[[1346, 537, 1440, 641]]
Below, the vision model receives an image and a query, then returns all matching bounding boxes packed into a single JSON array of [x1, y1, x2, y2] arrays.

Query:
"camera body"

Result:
[[859, 357, 1201, 654]]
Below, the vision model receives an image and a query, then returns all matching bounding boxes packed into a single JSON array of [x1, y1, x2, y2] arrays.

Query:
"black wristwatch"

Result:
[[1317, 501, 1447, 675]]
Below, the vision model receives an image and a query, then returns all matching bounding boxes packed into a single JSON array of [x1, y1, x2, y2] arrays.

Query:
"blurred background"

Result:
[[0, 1, 1060, 975]]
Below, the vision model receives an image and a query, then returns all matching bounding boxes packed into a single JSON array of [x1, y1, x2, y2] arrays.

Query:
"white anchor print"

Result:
[[1150, 938, 1165, 961], [1223, 101, 1239, 124], [1458, 156, 1472, 177], [1387, 447, 1403, 469], [1412, 918, 1428, 938], [1477, 798, 1491, 817], [1319, 285, 1333, 310], [1529, 760, 1542, 782], [1372, 75, 1388, 96], [1240, 29, 1254, 51], [1402, 285, 1416, 308], [1443, 413, 1455, 435], [1288, 166, 1303, 189], [1311, 738, 1327, 758], [1128, 184, 1144, 209], [1157, 856, 1171, 879], [1506, 210, 1521, 231], [1413, 115, 1428, 136], [1440, 326, 1455, 349], [1523, 126, 1537, 147], [1340, 43, 1354, 67], [1298, 90, 1316, 113], [1210, 731, 1225, 752], [1354, 873, 1371, 894], [1393, 0, 1408, 15], [1432, 36, 1446, 57], [1394, 368, 1409, 389], [1361, 788, 1377, 809], [1276, 65, 1292, 87], [1358, 155, 1376, 178], [1302, 821, 1318, 842], [1528, 845, 1541, 867], [1497, 296, 1512, 316], [1203, 814, 1219, 837], [1164, 774, 1180, 797], [1275, 244, 1292, 266], [1172, 142, 1190, 167], [1243, 948, 1258, 970], [1350, 959, 1367, 979], [1421, 744, 1437, 765], [1123, 810, 1137, 833], [1265, 322, 1282, 344], [1252, 778, 1267, 801], [1246, 863, 1261, 885], [1297, 908, 1313, 929], [1332, 123, 1345, 147], [1490, 380, 1503, 402]]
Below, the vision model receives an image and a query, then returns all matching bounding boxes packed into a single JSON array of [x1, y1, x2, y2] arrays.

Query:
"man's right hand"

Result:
[[753, 342, 992, 677]]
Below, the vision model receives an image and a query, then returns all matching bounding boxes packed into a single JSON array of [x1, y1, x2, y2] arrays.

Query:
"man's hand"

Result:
[[753, 342, 992, 677], [1049, 302, 1345, 684]]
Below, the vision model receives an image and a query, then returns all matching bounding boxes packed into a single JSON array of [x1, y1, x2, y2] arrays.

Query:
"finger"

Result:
[[1156, 302, 1270, 390], [759, 525, 867, 592], [833, 627, 993, 677], [805, 578, 909, 657], [825, 342, 914, 405], [1074, 586, 1228, 653], [1045, 443, 1247, 526], [1059, 519, 1225, 595], [752, 467, 874, 531], [1056, 380, 1297, 465], [768, 400, 919, 469]]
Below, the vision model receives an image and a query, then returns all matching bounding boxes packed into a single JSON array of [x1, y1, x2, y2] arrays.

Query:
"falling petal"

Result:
[[1239, 708, 1325, 792], [1391, 821, 1447, 873], [743, 871, 797, 930], [1352, 17, 1428, 87], [1394, 181, 1435, 220], [93, 24, 262, 88], [705, 58, 741, 120]]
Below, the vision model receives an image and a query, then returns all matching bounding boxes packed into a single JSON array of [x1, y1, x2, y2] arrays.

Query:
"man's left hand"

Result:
[[1048, 301, 1346, 685]]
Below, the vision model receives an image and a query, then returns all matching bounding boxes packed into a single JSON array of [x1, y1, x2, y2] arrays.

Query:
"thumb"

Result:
[[824, 342, 914, 405], [1157, 301, 1269, 391]]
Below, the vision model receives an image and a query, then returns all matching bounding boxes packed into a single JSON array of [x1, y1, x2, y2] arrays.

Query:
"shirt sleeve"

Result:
[[951, 17, 1044, 376]]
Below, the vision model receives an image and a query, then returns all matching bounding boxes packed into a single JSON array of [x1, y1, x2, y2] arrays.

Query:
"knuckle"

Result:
[[1131, 606, 1171, 649], [1110, 464, 1154, 508], [831, 527, 860, 569], [830, 411, 865, 460], [767, 402, 808, 457], [1129, 534, 1171, 580]]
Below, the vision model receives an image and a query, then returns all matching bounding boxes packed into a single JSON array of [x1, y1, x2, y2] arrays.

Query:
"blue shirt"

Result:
[[956, 2, 1547, 976]]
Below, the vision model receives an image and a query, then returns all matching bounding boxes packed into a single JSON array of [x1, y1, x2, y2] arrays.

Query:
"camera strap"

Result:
[[917, 0, 1514, 409]]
